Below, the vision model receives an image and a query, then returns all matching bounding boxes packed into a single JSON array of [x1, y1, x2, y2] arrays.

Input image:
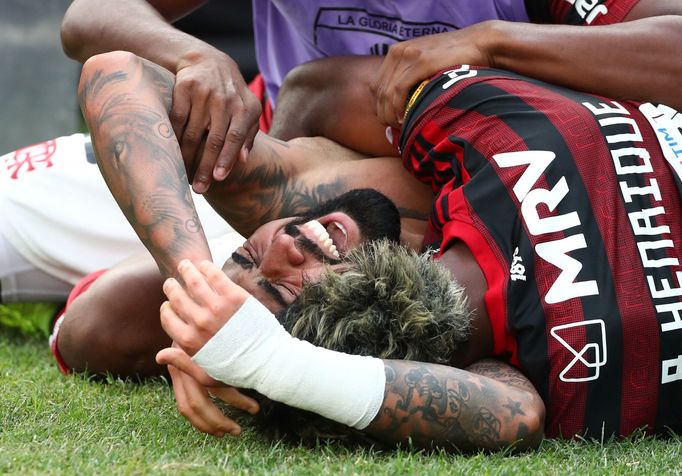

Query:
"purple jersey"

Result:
[[251, 0, 640, 105], [252, 0, 529, 103]]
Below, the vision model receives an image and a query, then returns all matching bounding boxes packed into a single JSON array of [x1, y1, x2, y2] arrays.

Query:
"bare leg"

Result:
[[57, 255, 170, 379]]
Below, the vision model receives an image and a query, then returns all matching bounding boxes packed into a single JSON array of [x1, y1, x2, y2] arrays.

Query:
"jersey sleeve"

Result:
[[529, 0, 640, 25]]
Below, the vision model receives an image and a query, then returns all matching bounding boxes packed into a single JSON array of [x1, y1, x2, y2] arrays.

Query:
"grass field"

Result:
[[2, 328, 682, 475]]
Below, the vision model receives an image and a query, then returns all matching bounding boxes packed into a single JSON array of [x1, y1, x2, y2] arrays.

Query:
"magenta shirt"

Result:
[[252, 0, 530, 104]]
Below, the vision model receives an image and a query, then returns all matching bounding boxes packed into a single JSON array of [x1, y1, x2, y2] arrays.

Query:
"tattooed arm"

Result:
[[79, 50, 207, 279], [365, 359, 545, 451], [79, 51, 431, 254]]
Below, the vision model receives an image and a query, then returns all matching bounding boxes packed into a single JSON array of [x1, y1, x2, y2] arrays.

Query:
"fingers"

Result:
[[373, 41, 432, 127], [240, 121, 260, 163], [212, 89, 261, 181], [171, 57, 261, 193], [197, 260, 243, 297], [157, 347, 260, 415], [181, 97, 211, 193], [168, 364, 243, 437], [170, 82, 191, 144], [390, 62, 424, 125], [159, 300, 194, 348], [156, 346, 218, 386], [372, 44, 403, 127], [162, 272, 209, 355], [192, 99, 231, 191], [161, 260, 251, 355], [176, 259, 218, 306], [210, 387, 260, 415]]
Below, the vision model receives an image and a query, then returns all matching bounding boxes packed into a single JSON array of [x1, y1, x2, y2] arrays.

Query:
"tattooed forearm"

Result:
[[206, 136, 347, 236], [365, 360, 545, 452], [210, 159, 346, 235], [79, 51, 209, 278], [466, 359, 539, 394]]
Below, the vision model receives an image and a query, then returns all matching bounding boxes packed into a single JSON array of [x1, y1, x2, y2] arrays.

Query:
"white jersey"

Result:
[[0, 133, 244, 285]]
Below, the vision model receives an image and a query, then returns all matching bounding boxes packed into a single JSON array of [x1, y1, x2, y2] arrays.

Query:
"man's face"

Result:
[[222, 189, 401, 313]]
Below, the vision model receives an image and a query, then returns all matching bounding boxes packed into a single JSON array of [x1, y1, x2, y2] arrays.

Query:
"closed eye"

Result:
[[231, 251, 254, 269]]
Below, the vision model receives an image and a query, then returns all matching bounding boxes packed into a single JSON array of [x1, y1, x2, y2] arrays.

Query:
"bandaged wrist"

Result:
[[192, 296, 386, 429]]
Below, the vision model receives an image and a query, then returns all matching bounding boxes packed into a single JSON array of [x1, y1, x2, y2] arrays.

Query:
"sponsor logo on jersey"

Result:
[[551, 318, 607, 382], [640, 103, 682, 182], [584, 99, 682, 385], [3, 139, 56, 180], [315, 8, 454, 45], [492, 150, 598, 304], [509, 247, 527, 282], [563, 0, 608, 24], [441, 65, 477, 90]]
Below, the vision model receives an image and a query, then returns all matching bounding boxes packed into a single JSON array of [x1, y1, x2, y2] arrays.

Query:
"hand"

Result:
[[172, 47, 261, 193], [371, 23, 496, 127], [160, 259, 250, 356], [157, 345, 260, 437]]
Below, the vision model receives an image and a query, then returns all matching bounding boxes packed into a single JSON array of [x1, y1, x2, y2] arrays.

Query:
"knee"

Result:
[[57, 305, 169, 379]]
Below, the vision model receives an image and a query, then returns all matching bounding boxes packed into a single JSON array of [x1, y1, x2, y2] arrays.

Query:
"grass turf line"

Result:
[[1, 330, 681, 475]]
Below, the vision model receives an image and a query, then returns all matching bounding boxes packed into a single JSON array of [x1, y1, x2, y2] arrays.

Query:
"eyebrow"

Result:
[[231, 252, 254, 269], [258, 278, 289, 308]]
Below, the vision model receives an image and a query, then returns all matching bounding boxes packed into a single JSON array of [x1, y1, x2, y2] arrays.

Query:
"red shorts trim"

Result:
[[49, 269, 108, 375], [247, 74, 273, 133]]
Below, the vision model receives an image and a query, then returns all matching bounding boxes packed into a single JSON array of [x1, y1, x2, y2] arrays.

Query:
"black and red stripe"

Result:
[[401, 66, 682, 438]]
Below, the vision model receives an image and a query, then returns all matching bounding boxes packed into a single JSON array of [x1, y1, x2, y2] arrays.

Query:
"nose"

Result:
[[259, 233, 305, 279]]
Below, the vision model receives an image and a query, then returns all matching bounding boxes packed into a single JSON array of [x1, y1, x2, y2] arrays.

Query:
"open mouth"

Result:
[[299, 213, 359, 259]]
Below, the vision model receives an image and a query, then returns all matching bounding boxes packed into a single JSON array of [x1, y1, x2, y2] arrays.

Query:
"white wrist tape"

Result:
[[192, 296, 386, 429]]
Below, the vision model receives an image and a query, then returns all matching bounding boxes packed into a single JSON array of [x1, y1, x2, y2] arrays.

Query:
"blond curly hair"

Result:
[[254, 239, 472, 445]]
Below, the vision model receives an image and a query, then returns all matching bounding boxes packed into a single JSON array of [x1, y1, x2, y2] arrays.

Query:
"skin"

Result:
[[157, 259, 544, 452], [372, 0, 682, 127], [71, 49, 430, 437], [62, 0, 260, 193], [74, 50, 545, 450], [63, 0, 682, 164]]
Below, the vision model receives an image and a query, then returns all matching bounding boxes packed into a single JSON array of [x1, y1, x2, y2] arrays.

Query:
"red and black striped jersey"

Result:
[[525, 0, 639, 25], [399, 66, 682, 439]]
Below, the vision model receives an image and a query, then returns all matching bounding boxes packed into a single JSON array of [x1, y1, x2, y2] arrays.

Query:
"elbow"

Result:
[[514, 394, 546, 450], [60, 16, 81, 60], [78, 50, 139, 111], [60, 1, 90, 61]]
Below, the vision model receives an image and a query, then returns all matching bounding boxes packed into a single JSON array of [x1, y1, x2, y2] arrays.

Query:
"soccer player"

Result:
[[69, 51, 682, 449]]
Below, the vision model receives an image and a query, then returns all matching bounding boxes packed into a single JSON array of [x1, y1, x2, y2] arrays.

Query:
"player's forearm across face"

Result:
[[79, 51, 210, 278]]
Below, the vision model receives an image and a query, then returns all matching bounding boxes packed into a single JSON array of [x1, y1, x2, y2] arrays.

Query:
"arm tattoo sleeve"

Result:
[[364, 359, 545, 452], [79, 53, 209, 278], [206, 134, 348, 236]]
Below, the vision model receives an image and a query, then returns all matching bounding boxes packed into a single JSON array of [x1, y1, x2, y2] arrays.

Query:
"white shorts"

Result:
[[0, 231, 72, 303], [0, 133, 238, 291]]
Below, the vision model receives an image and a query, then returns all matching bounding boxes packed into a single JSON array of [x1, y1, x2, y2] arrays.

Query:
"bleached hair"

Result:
[[254, 239, 472, 444]]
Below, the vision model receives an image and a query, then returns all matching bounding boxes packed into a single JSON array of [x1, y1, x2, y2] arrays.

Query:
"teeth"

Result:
[[304, 220, 340, 258]]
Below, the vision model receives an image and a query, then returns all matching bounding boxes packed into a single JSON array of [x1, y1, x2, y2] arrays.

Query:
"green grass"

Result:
[[1, 329, 681, 475]]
